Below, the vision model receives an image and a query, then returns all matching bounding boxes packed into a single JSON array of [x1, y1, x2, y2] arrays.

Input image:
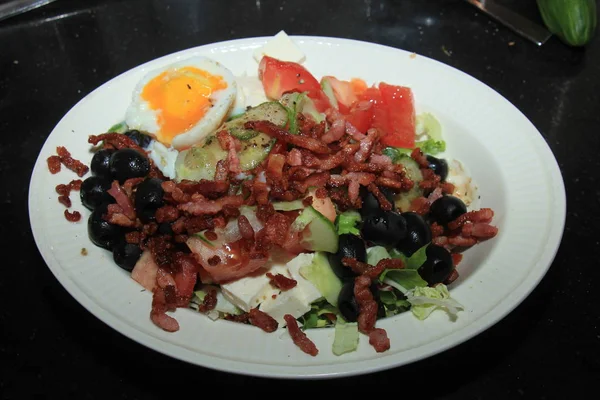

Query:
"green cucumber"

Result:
[[299, 252, 343, 307], [280, 92, 325, 134], [174, 131, 275, 181], [272, 199, 305, 211], [395, 155, 424, 212], [292, 206, 339, 253], [220, 101, 287, 140], [537, 0, 597, 47]]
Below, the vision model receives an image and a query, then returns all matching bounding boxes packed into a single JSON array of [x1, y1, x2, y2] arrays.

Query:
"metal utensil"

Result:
[[464, 0, 552, 46], [0, 0, 57, 22]]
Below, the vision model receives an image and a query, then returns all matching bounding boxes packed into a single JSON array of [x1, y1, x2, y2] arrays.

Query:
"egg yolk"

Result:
[[141, 66, 228, 145]]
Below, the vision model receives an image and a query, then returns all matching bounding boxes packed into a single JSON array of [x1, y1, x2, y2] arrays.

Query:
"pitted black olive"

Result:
[[112, 240, 143, 272], [395, 212, 432, 256], [124, 130, 152, 148], [80, 176, 114, 210], [328, 234, 366, 281], [134, 177, 165, 223], [359, 185, 396, 218], [109, 148, 150, 183], [87, 202, 123, 250], [418, 244, 454, 285], [429, 195, 467, 226], [90, 148, 115, 179], [361, 210, 407, 247], [426, 155, 449, 182]]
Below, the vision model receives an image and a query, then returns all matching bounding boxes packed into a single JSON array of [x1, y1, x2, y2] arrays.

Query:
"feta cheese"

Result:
[[446, 159, 479, 209], [253, 30, 306, 64], [286, 253, 322, 303], [259, 289, 312, 326], [220, 263, 288, 311]]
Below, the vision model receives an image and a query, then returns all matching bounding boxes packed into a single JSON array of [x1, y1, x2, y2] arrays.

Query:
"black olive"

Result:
[[109, 148, 150, 184], [338, 281, 384, 322], [429, 195, 467, 226], [426, 155, 449, 182], [361, 210, 407, 247], [90, 148, 115, 179], [124, 130, 152, 148], [134, 178, 165, 223], [87, 203, 123, 250], [359, 185, 396, 217], [338, 281, 360, 322], [328, 234, 366, 281], [418, 244, 454, 285], [80, 176, 114, 210], [112, 240, 142, 272], [395, 212, 432, 256]]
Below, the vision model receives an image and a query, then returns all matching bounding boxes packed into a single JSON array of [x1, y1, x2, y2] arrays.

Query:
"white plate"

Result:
[[28, 36, 566, 379]]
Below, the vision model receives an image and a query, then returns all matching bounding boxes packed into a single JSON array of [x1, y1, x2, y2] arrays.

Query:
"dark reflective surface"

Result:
[[2, 0, 599, 397]]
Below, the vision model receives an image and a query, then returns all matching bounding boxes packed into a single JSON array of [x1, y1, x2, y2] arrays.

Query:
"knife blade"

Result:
[[464, 0, 552, 46]]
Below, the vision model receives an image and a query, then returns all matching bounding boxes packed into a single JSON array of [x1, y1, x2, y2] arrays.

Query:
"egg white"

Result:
[[125, 56, 238, 151]]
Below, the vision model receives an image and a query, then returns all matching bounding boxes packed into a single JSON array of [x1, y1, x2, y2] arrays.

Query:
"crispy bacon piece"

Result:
[[150, 287, 180, 332], [246, 120, 331, 154], [64, 209, 81, 222], [354, 275, 378, 334], [248, 308, 278, 333], [342, 257, 403, 279], [267, 272, 297, 290], [107, 181, 136, 219], [448, 208, 495, 230], [284, 314, 318, 356], [47, 155, 62, 174], [367, 183, 393, 211], [56, 146, 89, 177], [178, 194, 244, 215], [368, 328, 391, 353], [88, 133, 144, 152], [238, 215, 255, 240], [198, 288, 218, 313]]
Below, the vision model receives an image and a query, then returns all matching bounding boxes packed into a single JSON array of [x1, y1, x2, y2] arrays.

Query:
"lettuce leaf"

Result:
[[332, 318, 359, 356], [406, 284, 464, 320], [335, 210, 361, 236], [366, 246, 390, 266]]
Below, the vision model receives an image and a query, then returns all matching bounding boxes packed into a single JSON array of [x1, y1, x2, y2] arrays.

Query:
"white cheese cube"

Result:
[[220, 263, 288, 312], [259, 289, 312, 326], [286, 253, 322, 304], [253, 30, 306, 64]]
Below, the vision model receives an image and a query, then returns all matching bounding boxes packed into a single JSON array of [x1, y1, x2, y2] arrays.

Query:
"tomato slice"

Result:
[[258, 56, 331, 112], [378, 83, 416, 148], [360, 86, 390, 136], [346, 100, 374, 134], [321, 76, 357, 114]]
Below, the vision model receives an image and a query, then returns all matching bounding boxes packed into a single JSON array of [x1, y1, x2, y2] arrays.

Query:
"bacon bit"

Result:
[[56, 146, 89, 177], [204, 230, 218, 241], [430, 222, 445, 237], [321, 118, 346, 143], [238, 215, 255, 240], [448, 208, 495, 230], [178, 194, 244, 216], [440, 182, 455, 194], [444, 268, 459, 284], [367, 183, 393, 211], [368, 328, 391, 352], [47, 155, 62, 174], [284, 314, 318, 356], [256, 203, 275, 222], [107, 181, 136, 219], [462, 222, 499, 239], [198, 288, 218, 313], [342, 257, 403, 279], [451, 253, 463, 266], [354, 275, 378, 334], [224, 313, 250, 323], [150, 287, 180, 332], [248, 308, 278, 333], [410, 147, 429, 168], [266, 272, 297, 290], [64, 209, 81, 222], [58, 195, 71, 208], [246, 120, 331, 154], [410, 196, 430, 215], [88, 133, 144, 152]]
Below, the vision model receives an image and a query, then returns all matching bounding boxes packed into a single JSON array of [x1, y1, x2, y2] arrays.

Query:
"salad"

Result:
[[47, 32, 498, 356]]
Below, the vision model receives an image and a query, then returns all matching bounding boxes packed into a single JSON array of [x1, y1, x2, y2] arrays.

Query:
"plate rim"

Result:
[[28, 35, 567, 379]]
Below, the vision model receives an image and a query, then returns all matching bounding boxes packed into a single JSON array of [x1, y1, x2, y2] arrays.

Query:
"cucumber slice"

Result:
[[220, 101, 288, 140], [395, 155, 424, 212], [299, 252, 343, 307], [237, 132, 275, 171], [175, 131, 275, 181], [273, 199, 305, 211], [292, 206, 339, 253]]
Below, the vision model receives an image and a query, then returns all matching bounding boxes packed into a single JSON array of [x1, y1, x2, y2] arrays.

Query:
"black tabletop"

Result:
[[2, 0, 598, 398]]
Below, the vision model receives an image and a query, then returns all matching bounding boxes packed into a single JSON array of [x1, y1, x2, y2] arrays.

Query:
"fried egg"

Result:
[[125, 56, 237, 150]]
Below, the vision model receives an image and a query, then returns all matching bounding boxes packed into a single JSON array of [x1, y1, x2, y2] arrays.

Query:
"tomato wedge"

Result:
[[258, 56, 331, 112], [378, 83, 416, 148]]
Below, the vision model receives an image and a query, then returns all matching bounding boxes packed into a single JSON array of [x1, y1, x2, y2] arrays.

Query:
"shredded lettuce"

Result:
[[416, 112, 442, 141], [335, 210, 361, 236], [300, 299, 337, 329], [381, 270, 428, 292], [332, 318, 359, 356], [378, 290, 411, 317], [415, 139, 446, 155], [366, 246, 390, 266], [108, 121, 128, 134], [389, 244, 429, 270], [406, 284, 464, 320]]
